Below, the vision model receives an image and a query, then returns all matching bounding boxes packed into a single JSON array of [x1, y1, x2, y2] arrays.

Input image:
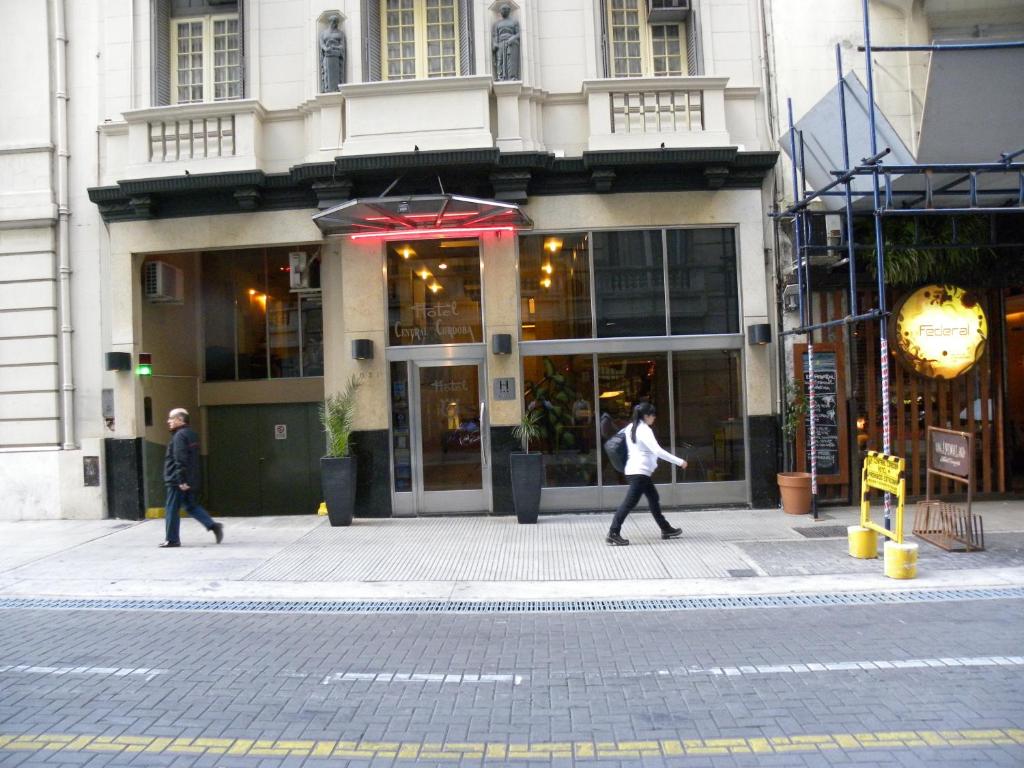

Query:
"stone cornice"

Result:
[[88, 147, 779, 223], [339, 75, 493, 98], [122, 98, 268, 123], [582, 76, 731, 94]]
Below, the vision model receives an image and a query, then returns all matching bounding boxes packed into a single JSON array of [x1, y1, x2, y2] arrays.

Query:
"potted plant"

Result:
[[510, 407, 545, 524], [778, 380, 812, 515], [320, 373, 362, 527]]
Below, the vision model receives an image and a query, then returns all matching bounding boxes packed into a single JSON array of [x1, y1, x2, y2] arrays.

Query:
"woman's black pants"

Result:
[[610, 474, 671, 534]]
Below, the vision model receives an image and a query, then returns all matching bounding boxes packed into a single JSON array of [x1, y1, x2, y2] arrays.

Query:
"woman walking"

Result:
[[607, 402, 687, 546]]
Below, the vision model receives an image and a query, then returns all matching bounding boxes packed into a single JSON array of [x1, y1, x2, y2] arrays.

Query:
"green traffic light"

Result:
[[135, 364, 152, 376]]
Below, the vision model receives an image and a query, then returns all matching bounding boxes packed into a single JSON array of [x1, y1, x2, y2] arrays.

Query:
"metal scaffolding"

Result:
[[773, 0, 1024, 521]]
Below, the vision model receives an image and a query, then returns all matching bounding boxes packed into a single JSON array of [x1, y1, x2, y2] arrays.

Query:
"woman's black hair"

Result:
[[630, 402, 657, 443]]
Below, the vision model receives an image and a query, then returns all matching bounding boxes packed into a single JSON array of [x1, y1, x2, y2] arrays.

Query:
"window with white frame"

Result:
[[171, 14, 242, 103], [381, 0, 459, 80], [607, 0, 687, 77]]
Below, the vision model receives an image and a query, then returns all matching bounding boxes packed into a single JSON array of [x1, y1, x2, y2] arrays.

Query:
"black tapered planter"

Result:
[[321, 456, 356, 526], [510, 452, 543, 524]]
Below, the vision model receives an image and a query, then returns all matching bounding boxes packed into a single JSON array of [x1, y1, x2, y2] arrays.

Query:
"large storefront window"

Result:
[[519, 234, 592, 341], [387, 239, 482, 345], [520, 350, 744, 489], [202, 247, 322, 381], [598, 353, 672, 484], [673, 351, 744, 482], [667, 229, 739, 335], [593, 230, 665, 337], [522, 356, 597, 487], [519, 227, 739, 340]]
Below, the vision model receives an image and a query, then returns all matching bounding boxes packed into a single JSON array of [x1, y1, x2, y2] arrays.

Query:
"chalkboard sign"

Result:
[[794, 343, 849, 484]]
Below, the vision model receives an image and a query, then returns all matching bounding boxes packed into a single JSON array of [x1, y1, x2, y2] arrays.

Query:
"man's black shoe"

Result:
[[211, 523, 224, 544], [158, 541, 180, 548], [606, 532, 629, 546], [661, 526, 682, 540]]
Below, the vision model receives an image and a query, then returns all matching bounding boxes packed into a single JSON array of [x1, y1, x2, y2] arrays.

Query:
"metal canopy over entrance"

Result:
[[312, 194, 533, 238]]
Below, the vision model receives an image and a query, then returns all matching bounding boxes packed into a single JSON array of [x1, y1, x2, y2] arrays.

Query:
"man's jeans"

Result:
[[164, 485, 216, 544]]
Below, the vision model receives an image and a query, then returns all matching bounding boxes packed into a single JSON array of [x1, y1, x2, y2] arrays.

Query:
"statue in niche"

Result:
[[319, 14, 346, 92], [491, 4, 521, 81]]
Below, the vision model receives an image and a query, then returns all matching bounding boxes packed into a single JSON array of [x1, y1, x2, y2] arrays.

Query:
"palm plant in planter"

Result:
[[320, 373, 362, 527], [510, 408, 545, 524]]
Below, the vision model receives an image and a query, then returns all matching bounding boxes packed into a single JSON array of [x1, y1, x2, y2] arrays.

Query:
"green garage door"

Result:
[[206, 403, 323, 516]]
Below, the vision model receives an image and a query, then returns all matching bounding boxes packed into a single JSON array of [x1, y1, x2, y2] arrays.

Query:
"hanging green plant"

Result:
[[857, 214, 1021, 288]]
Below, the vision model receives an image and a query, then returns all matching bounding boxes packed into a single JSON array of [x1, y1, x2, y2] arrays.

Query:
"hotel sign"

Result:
[[893, 284, 987, 379]]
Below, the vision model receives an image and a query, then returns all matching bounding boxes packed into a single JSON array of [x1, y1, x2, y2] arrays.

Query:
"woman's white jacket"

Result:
[[622, 421, 685, 476]]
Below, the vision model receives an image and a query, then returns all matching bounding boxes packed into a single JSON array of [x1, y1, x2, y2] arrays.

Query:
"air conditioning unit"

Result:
[[143, 261, 184, 303], [647, 0, 690, 23], [288, 251, 308, 290]]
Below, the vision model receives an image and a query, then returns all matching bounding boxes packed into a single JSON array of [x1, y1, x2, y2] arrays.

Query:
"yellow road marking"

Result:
[[0, 729, 1020, 759]]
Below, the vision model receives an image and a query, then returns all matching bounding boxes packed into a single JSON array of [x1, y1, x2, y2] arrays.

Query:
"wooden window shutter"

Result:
[[362, 0, 382, 81], [598, 0, 610, 78], [238, 0, 246, 96], [457, 0, 474, 76], [686, 10, 702, 75], [152, 0, 171, 105]]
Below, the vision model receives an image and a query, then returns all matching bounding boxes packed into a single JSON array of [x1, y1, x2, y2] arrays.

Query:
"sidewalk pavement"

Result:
[[0, 502, 1022, 603]]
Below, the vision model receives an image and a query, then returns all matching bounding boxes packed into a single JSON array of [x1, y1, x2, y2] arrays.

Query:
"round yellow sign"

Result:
[[893, 285, 987, 379]]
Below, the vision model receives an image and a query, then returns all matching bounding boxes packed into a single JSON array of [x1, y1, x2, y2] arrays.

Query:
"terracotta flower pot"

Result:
[[777, 472, 812, 515]]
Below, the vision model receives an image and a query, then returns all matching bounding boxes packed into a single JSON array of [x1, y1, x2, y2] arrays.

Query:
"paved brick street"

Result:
[[1, 597, 1022, 767], [1, 505, 1022, 765]]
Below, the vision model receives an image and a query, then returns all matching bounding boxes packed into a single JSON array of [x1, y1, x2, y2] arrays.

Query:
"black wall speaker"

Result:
[[352, 338, 374, 359], [491, 333, 512, 355], [105, 351, 132, 371], [747, 323, 772, 346]]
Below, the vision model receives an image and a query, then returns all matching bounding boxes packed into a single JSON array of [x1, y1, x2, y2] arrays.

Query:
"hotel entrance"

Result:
[[379, 234, 494, 516], [390, 358, 490, 515]]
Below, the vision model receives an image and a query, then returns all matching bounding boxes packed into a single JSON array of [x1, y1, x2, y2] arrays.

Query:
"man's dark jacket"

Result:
[[163, 425, 201, 489]]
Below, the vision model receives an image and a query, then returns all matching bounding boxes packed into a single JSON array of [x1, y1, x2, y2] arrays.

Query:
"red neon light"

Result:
[[349, 226, 517, 241]]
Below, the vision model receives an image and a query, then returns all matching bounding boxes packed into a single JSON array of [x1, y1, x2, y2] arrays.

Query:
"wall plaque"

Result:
[[83, 456, 100, 487], [493, 377, 516, 401]]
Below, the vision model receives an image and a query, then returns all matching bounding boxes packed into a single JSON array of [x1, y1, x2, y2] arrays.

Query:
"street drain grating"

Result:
[[0, 587, 1022, 615], [794, 525, 853, 539]]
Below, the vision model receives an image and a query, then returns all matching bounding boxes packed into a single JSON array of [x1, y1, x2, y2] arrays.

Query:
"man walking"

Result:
[[161, 408, 223, 548]]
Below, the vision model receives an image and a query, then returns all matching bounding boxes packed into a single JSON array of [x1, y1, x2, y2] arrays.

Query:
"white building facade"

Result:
[[2, 0, 786, 521]]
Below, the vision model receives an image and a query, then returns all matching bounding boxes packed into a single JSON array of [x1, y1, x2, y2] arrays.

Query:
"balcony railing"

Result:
[[611, 89, 704, 134], [116, 99, 266, 179], [148, 114, 236, 162], [582, 77, 731, 151], [148, 113, 235, 161]]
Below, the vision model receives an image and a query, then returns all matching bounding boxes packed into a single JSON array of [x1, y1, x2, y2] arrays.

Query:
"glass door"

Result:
[[412, 361, 489, 513]]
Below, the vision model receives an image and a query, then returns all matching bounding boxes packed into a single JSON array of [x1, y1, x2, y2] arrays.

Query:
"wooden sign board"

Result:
[[793, 343, 849, 484]]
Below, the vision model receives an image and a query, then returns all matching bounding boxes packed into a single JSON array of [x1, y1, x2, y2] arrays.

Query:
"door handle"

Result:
[[480, 401, 488, 468]]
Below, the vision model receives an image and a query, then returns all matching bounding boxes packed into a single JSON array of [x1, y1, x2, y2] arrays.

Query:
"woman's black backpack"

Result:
[[603, 430, 628, 473]]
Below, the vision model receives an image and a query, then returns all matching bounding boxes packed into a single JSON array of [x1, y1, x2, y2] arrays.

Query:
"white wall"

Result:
[[1, 0, 775, 519]]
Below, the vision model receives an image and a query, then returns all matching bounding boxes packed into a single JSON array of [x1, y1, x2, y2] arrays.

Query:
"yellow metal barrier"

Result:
[[859, 451, 906, 544]]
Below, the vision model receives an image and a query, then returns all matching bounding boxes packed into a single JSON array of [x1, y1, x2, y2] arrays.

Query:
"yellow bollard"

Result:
[[884, 540, 918, 579], [317, 501, 328, 516], [847, 525, 878, 559]]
